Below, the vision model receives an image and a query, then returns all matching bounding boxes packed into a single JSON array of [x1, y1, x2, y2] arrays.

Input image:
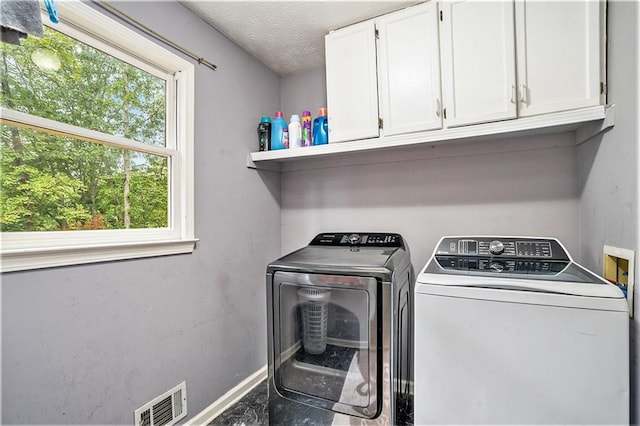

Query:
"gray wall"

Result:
[[1, 2, 281, 424], [280, 66, 327, 122], [578, 0, 639, 419]]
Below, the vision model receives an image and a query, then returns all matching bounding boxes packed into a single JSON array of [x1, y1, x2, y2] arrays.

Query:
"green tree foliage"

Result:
[[0, 27, 168, 232]]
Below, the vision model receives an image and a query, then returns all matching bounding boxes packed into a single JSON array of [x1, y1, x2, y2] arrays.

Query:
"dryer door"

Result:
[[273, 271, 380, 419]]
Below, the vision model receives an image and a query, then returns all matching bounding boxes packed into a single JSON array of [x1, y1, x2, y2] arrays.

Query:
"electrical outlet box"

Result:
[[603, 245, 635, 317]]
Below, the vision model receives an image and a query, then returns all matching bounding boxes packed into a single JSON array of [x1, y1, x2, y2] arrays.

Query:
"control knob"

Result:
[[347, 234, 361, 245], [489, 261, 505, 273], [489, 240, 505, 255]]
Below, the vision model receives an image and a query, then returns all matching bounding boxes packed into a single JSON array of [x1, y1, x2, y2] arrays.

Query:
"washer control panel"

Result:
[[435, 256, 569, 274], [435, 237, 569, 261], [310, 233, 404, 247]]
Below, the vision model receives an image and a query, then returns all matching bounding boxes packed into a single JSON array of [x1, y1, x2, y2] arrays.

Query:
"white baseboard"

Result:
[[186, 365, 267, 426]]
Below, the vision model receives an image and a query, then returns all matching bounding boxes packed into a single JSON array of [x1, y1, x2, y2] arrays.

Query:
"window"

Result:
[[1, 1, 196, 272]]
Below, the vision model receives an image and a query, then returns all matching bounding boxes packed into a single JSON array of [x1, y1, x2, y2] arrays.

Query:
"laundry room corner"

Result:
[[576, 0, 639, 419]]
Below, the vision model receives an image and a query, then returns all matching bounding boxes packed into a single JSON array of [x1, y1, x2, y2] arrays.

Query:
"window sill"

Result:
[[1, 239, 198, 272]]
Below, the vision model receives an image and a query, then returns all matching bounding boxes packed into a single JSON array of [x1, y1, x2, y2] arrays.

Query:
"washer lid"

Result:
[[416, 236, 625, 299], [418, 258, 624, 299]]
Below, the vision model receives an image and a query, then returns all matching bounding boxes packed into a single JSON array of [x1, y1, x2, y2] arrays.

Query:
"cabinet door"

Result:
[[439, 0, 517, 127], [325, 20, 379, 143], [515, 1, 602, 117], [377, 2, 442, 136]]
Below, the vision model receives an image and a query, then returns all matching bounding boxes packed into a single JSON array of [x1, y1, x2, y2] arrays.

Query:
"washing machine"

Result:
[[414, 236, 629, 425], [266, 232, 413, 425]]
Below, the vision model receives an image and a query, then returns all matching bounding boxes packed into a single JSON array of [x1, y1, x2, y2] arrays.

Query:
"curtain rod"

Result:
[[93, 0, 217, 71]]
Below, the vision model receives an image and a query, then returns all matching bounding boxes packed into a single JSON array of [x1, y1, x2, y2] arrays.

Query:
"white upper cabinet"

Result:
[[325, 20, 379, 143], [439, 0, 517, 127], [377, 2, 442, 136], [515, 1, 602, 117], [286, 0, 609, 164]]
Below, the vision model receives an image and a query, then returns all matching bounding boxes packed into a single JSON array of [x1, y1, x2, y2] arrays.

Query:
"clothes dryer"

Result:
[[414, 236, 629, 425], [267, 233, 413, 425]]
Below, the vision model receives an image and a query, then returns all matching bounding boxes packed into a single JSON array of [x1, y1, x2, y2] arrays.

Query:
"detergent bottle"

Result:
[[257, 116, 271, 151], [289, 114, 302, 148], [270, 111, 288, 150], [301, 110, 312, 147], [312, 108, 328, 145]]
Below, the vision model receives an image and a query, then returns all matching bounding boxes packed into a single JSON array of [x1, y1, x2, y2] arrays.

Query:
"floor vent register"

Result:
[[134, 381, 187, 426]]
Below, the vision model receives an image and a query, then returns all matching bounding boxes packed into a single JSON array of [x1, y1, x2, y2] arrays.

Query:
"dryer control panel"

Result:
[[310, 232, 404, 247]]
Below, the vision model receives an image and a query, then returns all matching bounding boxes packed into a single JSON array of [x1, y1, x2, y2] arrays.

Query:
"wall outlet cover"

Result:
[[603, 245, 635, 318]]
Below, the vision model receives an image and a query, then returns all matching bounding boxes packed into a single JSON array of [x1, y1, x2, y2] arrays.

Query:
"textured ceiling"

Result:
[[180, 1, 419, 76]]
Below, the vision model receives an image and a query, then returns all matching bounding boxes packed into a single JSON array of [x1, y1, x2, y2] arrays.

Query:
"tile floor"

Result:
[[207, 379, 413, 425], [208, 380, 268, 425]]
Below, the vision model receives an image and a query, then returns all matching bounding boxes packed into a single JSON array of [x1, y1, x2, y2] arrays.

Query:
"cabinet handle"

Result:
[[436, 98, 441, 117], [519, 84, 528, 104], [510, 85, 516, 104]]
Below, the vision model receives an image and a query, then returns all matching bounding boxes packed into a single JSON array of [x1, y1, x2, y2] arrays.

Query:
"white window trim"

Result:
[[1, 0, 197, 272]]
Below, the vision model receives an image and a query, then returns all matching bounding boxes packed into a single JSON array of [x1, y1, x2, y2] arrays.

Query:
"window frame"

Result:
[[1, 0, 196, 272]]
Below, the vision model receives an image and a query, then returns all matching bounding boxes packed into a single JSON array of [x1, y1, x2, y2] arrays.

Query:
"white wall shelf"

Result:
[[247, 105, 615, 171]]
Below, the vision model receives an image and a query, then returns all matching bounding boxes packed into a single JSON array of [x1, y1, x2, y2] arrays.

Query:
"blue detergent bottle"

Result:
[[312, 107, 328, 145], [271, 111, 288, 150]]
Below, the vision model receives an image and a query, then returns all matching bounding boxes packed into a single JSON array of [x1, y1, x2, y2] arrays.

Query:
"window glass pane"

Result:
[[1, 124, 168, 231], [0, 26, 166, 147]]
